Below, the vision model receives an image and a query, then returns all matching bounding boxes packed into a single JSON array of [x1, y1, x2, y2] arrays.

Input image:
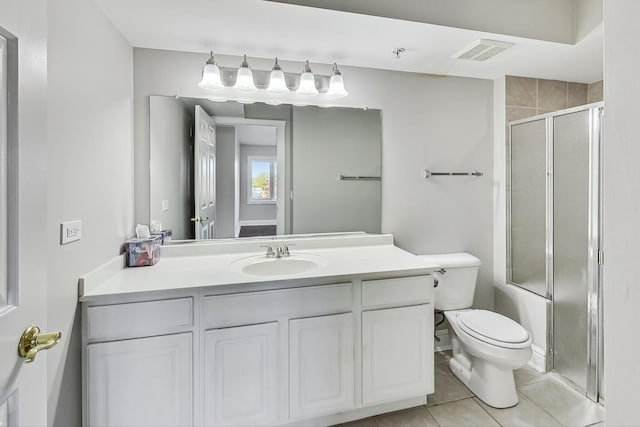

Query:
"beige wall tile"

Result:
[[507, 106, 538, 122], [588, 80, 604, 103], [538, 79, 568, 110], [506, 76, 537, 107], [568, 82, 589, 107], [537, 108, 555, 116]]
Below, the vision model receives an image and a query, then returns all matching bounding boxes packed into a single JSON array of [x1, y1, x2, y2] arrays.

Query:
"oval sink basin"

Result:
[[231, 254, 324, 277], [242, 258, 319, 276]]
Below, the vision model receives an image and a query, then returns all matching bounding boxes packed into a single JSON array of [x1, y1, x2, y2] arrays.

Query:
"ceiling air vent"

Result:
[[454, 39, 514, 61]]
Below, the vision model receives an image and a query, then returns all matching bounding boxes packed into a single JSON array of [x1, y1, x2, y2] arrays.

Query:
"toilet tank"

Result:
[[418, 253, 481, 311]]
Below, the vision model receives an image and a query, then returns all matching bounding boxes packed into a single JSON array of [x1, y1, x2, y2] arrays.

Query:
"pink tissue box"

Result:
[[124, 236, 161, 267]]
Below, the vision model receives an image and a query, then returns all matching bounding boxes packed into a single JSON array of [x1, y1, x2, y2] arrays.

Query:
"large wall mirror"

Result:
[[149, 96, 382, 240]]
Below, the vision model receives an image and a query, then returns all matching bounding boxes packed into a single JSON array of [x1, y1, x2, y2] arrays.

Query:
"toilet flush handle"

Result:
[[433, 268, 445, 287]]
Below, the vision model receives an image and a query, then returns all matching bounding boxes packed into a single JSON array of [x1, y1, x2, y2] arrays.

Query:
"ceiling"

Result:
[[96, 0, 603, 83], [237, 126, 277, 146]]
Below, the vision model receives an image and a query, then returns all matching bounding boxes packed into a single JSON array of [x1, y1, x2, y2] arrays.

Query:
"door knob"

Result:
[[190, 217, 209, 222], [18, 326, 62, 363]]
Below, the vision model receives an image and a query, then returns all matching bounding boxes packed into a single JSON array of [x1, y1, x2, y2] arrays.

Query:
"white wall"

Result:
[[132, 48, 495, 310], [239, 144, 277, 222], [602, 1, 640, 424], [149, 96, 193, 240], [216, 126, 237, 238], [47, 0, 133, 425]]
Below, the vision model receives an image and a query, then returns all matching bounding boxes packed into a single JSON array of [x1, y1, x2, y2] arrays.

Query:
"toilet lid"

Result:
[[457, 310, 529, 344]]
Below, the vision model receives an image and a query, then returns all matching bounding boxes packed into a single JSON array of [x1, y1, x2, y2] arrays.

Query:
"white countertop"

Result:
[[79, 234, 439, 301]]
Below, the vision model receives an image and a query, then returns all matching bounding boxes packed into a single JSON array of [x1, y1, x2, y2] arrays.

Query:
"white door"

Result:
[[204, 323, 278, 426], [86, 333, 193, 426], [289, 313, 354, 420], [0, 25, 51, 427], [194, 105, 216, 239], [362, 305, 433, 405]]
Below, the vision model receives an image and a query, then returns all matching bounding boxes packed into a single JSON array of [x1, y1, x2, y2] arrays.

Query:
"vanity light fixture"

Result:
[[198, 52, 224, 90], [233, 54, 258, 93], [266, 57, 290, 94], [198, 52, 349, 101], [296, 60, 319, 96], [326, 63, 348, 98]]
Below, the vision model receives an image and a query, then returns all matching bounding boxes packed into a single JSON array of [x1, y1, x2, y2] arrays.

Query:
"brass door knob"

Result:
[[190, 217, 209, 222], [18, 326, 62, 363]]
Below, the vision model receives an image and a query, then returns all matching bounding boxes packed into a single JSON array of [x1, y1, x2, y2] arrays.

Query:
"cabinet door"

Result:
[[290, 313, 354, 419], [204, 323, 278, 426], [87, 333, 193, 427], [362, 304, 433, 405]]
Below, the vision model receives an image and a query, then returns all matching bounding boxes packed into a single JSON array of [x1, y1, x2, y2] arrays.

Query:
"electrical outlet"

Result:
[[162, 200, 169, 212], [61, 220, 82, 245]]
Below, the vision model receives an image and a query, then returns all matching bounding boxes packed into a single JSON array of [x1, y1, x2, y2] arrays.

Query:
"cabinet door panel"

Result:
[[290, 313, 354, 419], [87, 333, 193, 427], [362, 304, 433, 405], [204, 323, 278, 426]]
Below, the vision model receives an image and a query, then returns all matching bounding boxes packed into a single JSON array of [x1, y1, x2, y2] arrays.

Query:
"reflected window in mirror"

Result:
[[248, 156, 277, 204]]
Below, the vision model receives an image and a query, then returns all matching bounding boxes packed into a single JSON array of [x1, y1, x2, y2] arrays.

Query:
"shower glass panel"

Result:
[[509, 119, 547, 297], [553, 110, 591, 392], [507, 104, 603, 402]]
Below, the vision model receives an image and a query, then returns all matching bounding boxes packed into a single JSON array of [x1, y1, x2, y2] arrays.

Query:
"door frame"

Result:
[[214, 117, 286, 235]]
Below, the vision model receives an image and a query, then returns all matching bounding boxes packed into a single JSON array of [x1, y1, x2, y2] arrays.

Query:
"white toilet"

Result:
[[420, 253, 532, 408]]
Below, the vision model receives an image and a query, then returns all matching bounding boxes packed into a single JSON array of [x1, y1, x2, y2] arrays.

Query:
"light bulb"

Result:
[[267, 57, 290, 94], [326, 63, 348, 98], [296, 60, 319, 96], [233, 54, 257, 93], [198, 52, 224, 90]]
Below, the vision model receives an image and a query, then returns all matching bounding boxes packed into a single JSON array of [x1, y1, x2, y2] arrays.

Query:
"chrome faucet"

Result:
[[261, 244, 292, 258]]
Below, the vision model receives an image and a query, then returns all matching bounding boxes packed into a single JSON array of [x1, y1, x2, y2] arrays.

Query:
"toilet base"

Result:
[[449, 336, 519, 408]]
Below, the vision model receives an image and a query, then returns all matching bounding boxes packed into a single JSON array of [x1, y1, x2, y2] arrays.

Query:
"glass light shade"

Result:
[[236, 98, 256, 104], [233, 55, 257, 93], [233, 67, 257, 92], [266, 100, 283, 106], [326, 74, 348, 98], [267, 69, 289, 94], [198, 53, 224, 90], [297, 72, 318, 96]]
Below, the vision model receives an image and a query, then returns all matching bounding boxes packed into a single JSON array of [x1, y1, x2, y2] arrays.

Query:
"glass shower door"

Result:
[[552, 107, 602, 399], [509, 119, 547, 297]]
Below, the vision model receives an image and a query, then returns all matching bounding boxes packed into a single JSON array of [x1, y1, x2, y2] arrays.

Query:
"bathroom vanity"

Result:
[[79, 234, 437, 426]]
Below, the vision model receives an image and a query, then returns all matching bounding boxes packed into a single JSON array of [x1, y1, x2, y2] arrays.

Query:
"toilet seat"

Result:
[[456, 310, 530, 349]]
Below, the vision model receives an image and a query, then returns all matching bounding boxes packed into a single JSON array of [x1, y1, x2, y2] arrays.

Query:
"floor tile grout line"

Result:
[[515, 388, 569, 427], [427, 393, 474, 408], [471, 397, 504, 427], [421, 403, 442, 427]]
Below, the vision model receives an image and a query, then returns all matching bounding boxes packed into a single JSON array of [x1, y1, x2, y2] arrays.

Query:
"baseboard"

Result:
[[434, 329, 452, 352], [238, 219, 277, 227], [528, 344, 547, 373]]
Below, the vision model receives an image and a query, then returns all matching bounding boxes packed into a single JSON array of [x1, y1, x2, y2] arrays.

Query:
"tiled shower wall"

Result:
[[506, 76, 603, 122]]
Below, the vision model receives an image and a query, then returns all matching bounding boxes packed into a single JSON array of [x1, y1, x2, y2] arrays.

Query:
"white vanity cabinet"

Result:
[[83, 297, 195, 427], [361, 276, 435, 406], [204, 323, 279, 426], [82, 274, 434, 426], [289, 312, 355, 419]]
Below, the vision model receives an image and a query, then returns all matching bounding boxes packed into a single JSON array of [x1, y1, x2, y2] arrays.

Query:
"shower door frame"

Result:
[[506, 102, 604, 402]]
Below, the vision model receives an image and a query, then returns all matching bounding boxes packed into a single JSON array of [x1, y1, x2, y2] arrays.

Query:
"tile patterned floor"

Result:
[[336, 351, 605, 427]]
